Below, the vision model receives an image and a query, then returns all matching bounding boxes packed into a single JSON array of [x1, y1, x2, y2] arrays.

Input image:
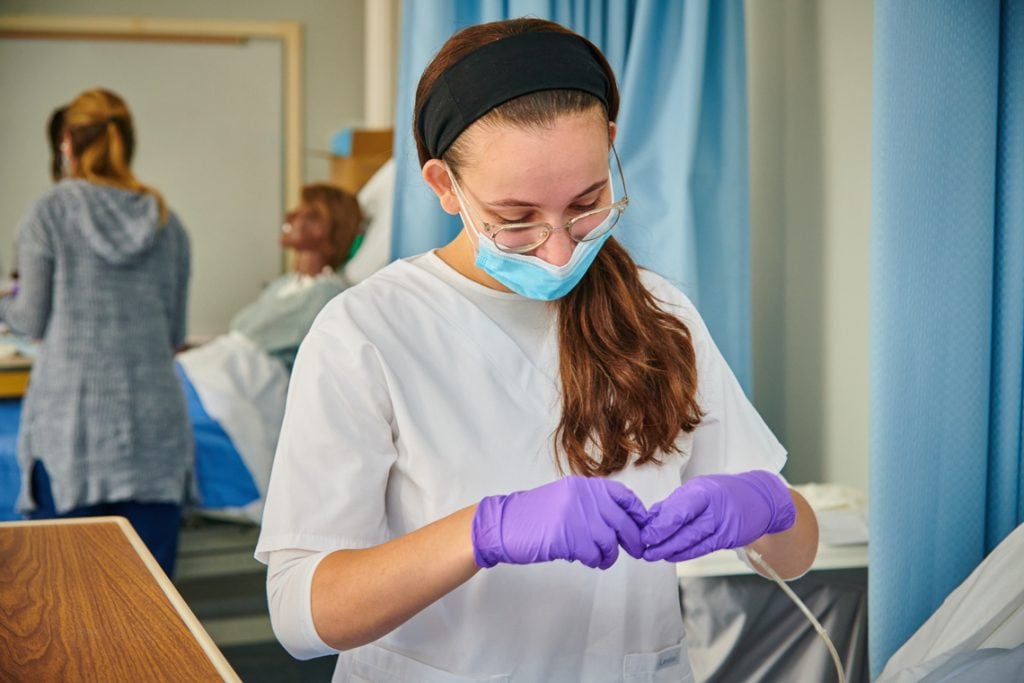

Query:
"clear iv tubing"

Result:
[[742, 548, 847, 683]]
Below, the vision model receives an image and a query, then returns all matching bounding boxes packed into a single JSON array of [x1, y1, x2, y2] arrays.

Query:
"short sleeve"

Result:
[[642, 272, 788, 481], [255, 303, 398, 563]]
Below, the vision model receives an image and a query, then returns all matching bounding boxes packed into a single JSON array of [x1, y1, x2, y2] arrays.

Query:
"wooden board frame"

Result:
[[0, 14, 303, 207]]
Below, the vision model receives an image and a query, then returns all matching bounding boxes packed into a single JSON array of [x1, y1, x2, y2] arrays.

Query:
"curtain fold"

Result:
[[390, 0, 753, 390], [869, 0, 1024, 676]]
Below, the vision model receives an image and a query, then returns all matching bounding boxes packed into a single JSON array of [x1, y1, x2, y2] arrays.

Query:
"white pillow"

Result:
[[343, 158, 396, 285]]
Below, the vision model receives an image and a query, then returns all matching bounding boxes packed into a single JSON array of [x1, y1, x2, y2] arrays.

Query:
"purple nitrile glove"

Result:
[[641, 470, 796, 562], [472, 476, 649, 570]]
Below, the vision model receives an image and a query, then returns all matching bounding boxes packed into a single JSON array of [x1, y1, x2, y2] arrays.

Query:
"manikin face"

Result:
[[447, 111, 615, 267], [280, 200, 331, 252]]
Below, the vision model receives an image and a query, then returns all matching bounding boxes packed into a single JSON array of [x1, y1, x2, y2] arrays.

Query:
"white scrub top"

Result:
[[256, 252, 786, 682]]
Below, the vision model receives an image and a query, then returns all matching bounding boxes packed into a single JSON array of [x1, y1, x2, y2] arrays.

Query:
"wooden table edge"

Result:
[[0, 516, 242, 682]]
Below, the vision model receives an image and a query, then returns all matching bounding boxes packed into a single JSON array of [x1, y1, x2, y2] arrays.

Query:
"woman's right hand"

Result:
[[471, 476, 649, 569]]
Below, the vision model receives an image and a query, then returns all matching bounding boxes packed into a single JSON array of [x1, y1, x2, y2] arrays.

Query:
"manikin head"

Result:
[[280, 184, 363, 271]]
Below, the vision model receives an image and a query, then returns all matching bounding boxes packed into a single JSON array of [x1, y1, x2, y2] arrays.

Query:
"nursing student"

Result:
[[257, 18, 818, 682]]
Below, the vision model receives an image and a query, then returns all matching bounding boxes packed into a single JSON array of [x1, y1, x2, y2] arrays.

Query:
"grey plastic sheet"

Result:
[[681, 568, 868, 683]]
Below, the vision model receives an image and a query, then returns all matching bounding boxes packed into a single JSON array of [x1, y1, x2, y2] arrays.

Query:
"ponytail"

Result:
[[554, 239, 702, 476], [65, 89, 169, 224]]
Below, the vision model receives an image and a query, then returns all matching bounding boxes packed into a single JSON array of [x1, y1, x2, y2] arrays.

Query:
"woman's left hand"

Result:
[[640, 470, 797, 562], [472, 476, 649, 570]]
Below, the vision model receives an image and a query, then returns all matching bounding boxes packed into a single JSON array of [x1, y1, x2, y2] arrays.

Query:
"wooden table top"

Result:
[[0, 517, 240, 682], [0, 354, 32, 371]]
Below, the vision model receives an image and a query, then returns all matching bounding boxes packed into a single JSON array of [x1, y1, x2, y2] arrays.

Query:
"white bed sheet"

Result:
[[878, 522, 1024, 682], [177, 332, 289, 523]]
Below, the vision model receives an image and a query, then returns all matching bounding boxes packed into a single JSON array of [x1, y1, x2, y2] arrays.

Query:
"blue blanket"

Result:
[[0, 365, 260, 520], [0, 400, 21, 521]]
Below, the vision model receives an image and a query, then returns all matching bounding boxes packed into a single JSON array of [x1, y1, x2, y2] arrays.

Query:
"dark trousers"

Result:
[[29, 460, 182, 578]]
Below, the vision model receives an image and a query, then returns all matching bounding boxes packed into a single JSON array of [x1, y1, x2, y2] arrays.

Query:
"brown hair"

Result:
[[302, 184, 364, 268], [414, 19, 702, 476], [64, 88, 169, 223], [47, 105, 66, 182]]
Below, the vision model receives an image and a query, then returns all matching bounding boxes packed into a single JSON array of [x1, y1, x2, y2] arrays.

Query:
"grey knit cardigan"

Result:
[[0, 180, 192, 514]]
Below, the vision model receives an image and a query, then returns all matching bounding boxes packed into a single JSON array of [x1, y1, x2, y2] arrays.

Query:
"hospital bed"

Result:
[[876, 521, 1024, 682], [0, 152, 396, 525]]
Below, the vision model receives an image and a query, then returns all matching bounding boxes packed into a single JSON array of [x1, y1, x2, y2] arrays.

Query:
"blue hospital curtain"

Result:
[[869, 0, 1024, 676], [391, 0, 753, 390]]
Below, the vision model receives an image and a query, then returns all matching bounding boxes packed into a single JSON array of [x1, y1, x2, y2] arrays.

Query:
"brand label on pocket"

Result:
[[656, 647, 681, 670]]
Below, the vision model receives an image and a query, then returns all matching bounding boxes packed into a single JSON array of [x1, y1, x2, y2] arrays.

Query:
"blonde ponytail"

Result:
[[65, 89, 169, 224]]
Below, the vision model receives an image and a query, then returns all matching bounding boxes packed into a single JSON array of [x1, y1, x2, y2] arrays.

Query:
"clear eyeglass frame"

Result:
[[462, 144, 630, 255]]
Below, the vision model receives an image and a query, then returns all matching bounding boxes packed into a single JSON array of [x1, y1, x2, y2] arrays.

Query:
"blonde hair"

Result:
[[64, 88, 168, 223]]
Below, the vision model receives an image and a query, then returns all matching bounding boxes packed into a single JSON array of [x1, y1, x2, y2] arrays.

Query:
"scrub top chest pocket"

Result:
[[623, 640, 694, 682]]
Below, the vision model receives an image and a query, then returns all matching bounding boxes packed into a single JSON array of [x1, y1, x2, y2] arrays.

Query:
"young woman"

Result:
[[0, 88, 191, 577], [257, 18, 818, 681]]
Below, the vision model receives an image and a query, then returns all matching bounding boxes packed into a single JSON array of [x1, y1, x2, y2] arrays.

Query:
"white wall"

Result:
[[747, 0, 873, 491], [364, 0, 400, 127]]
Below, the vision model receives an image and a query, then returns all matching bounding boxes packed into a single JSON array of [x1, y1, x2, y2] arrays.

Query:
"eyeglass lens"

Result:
[[491, 207, 620, 251]]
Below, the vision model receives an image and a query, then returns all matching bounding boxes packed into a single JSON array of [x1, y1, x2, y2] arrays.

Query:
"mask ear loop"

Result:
[[609, 141, 628, 203], [445, 166, 482, 251]]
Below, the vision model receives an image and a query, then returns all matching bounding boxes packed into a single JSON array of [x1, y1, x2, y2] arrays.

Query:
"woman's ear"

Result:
[[608, 121, 617, 145], [61, 131, 78, 176], [421, 159, 462, 216]]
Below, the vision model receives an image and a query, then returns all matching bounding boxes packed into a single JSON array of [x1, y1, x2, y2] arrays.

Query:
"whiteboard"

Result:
[[0, 37, 284, 337]]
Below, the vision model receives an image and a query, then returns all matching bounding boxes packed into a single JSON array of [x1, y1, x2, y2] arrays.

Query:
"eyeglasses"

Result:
[[451, 144, 629, 254]]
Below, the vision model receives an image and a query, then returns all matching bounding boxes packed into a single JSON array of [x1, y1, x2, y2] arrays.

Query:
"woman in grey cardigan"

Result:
[[0, 88, 191, 576]]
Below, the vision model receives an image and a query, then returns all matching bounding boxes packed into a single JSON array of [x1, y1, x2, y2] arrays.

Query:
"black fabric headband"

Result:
[[418, 31, 611, 160]]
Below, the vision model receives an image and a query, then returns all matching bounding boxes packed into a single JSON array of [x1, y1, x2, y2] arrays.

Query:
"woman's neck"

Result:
[[292, 250, 331, 276], [436, 230, 511, 292]]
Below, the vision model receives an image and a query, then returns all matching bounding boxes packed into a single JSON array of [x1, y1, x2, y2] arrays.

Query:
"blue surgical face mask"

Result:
[[450, 171, 618, 301]]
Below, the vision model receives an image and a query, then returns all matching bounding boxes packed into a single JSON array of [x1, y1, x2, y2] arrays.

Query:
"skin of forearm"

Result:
[[748, 489, 820, 580], [310, 504, 481, 651], [310, 487, 818, 650]]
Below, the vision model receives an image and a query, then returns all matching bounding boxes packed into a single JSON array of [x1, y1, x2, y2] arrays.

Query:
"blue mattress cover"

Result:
[[0, 365, 259, 520]]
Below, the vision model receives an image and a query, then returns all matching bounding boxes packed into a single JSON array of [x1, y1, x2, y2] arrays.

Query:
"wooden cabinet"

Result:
[[329, 128, 393, 194]]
